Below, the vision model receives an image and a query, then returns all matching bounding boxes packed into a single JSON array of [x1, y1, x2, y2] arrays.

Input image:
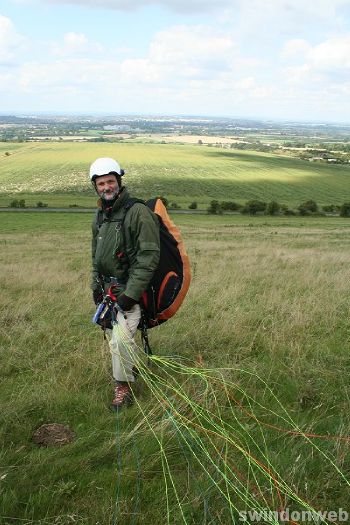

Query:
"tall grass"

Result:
[[1, 213, 350, 523]]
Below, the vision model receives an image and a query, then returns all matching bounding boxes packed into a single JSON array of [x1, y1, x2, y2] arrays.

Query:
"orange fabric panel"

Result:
[[158, 271, 178, 310], [154, 199, 191, 320]]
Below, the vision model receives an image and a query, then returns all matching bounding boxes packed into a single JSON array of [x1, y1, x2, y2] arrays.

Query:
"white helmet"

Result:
[[89, 157, 124, 181]]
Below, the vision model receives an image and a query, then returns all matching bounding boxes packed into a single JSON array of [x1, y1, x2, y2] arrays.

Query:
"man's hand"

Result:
[[93, 289, 103, 305], [117, 293, 137, 312]]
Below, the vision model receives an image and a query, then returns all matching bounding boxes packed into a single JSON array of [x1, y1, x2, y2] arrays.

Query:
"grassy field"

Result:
[[1, 211, 350, 524], [1, 142, 350, 209]]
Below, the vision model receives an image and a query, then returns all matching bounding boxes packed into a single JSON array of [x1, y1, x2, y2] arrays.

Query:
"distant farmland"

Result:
[[0, 141, 349, 209]]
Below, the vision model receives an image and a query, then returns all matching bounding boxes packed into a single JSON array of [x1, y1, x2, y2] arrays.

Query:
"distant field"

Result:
[[0, 141, 350, 209]]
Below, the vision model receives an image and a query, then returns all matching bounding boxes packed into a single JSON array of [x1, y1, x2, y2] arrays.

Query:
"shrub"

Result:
[[298, 200, 318, 215], [298, 207, 311, 216], [220, 201, 241, 211], [340, 203, 350, 217], [241, 200, 267, 215], [36, 201, 48, 208], [322, 205, 336, 213], [281, 205, 296, 216], [5, 151, 10, 156], [10, 199, 25, 208], [207, 200, 222, 215], [189, 202, 197, 210], [266, 201, 281, 215], [170, 202, 181, 209]]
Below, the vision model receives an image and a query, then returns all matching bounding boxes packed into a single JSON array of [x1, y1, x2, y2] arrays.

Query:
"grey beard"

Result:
[[101, 190, 118, 201]]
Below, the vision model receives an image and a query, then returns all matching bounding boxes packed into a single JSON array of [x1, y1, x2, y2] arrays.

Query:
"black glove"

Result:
[[117, 293, 137, 312], [93, 289, 103, 305]]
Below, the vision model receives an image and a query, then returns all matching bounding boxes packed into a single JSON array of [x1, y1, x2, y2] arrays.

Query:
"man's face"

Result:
[[95, 174, 119, 201]]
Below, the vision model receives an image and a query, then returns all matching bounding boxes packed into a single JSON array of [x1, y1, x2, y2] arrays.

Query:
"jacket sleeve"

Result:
[[91, 215, 100, 292], [124, 204, 160, 301]]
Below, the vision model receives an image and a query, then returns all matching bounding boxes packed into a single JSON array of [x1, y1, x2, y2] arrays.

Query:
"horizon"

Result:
[[1, 111, 350, 127]]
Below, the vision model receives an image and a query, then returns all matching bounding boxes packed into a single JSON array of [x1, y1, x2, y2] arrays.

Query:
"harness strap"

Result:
[[96, 198, 145, 229], [139, 309, 152, 357]]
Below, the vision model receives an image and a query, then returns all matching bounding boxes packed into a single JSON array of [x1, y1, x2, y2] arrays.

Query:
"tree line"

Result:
[[8, 197, 350, 217], [159, 197, 350, 217], [206, 199, 350, 217]]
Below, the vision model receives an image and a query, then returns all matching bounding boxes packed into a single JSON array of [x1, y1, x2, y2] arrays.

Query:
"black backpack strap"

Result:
[[96, 208, 104, 229], [122, 198, 146, 224], [96, 198, 146, 230], [123, 198, 154, 356]]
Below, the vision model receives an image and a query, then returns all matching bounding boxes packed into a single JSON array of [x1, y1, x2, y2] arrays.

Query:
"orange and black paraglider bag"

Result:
[[143, 198, 191, 327], [125, 198, 191, 328]]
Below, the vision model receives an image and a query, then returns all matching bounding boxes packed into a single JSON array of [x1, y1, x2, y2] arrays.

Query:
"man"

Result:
[[90, 157, 160, 410]]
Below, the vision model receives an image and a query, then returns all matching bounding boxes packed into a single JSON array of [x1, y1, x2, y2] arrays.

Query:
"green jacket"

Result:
[[91, 188, 160, 301]]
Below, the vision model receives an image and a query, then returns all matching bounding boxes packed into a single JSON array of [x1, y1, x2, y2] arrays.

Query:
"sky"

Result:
[[1, 0, 350, 122]]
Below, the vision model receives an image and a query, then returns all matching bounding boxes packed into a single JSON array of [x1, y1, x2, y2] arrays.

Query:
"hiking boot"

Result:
[[111, 382, 133, 411]]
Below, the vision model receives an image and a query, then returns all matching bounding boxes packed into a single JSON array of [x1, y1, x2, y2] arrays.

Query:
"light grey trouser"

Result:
[[107, 304, 142, 383]]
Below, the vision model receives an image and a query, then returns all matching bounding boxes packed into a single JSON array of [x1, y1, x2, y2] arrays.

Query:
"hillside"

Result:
[[1, 212, 350, 522], [0, 142, 349, 209]]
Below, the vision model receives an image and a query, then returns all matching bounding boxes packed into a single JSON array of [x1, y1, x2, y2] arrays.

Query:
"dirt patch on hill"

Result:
[[32, 423, 76, 447]]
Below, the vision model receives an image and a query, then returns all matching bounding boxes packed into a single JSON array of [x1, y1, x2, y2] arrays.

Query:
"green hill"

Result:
[[1, 212, 350, 521], [0, 142, 349, 208]]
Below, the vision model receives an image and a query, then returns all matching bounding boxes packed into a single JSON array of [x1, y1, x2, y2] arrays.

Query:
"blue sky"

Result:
[[1, 0, 350, 122]]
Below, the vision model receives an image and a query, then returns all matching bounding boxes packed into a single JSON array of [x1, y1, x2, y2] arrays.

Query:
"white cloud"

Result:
[[283, 64, 312, 85], [120, 58, 163, 84], [149, 25, 236, 68], [42, 0, 229, 12], [18, 25, 239, 90], [219, 0, 350, 47], [0, 14, 25, 65], [281, 39, 311, 59], [12, 24, 269, 113], [51, 32, 103, 56], [106, 25, 240, 88], [5, 52, 349, 120], [3, 6, 350, 121], [0, 72, 15, 92], [282, 34, 350, 87], [236, 0, 350, 24], [38, 0, 350, 16], [19, 58, 120, 91], [308, 36, 350, 71]]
